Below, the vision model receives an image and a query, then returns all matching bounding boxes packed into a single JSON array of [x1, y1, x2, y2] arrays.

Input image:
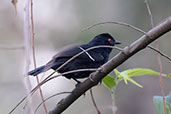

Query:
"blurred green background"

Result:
[[0, 0, 171, 114]]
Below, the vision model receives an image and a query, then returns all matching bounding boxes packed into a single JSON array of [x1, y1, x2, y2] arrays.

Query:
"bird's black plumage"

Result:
[[28, 33, 121, 83]]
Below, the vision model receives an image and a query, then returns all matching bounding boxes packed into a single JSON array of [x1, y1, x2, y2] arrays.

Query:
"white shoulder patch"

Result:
[[79, 46, 95, 61]]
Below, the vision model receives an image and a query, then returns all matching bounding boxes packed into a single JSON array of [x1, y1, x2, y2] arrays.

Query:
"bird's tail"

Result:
[[28, 65, 46, 76]]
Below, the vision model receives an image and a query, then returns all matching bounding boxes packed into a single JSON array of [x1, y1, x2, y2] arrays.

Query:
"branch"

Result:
[[147, 45, 171, 61], [35, 92, 71, 113], [49, 17, 171, 114], [90, 89, 101, 114], [82, 21, 146, 34], [145, 0, 154, 28], [145, 1, 166, 114], [23, 0, 34, 113], [8, 68, 99, 114], [30, 0, 48, 113]]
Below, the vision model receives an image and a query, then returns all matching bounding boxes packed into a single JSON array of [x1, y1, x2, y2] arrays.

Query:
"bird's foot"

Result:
[[73, 78, 82, 87], [72, 78, 86, 97], [88, 73, 95, 82], [98, 80, 102, 86], [75, 82, 81, 87]]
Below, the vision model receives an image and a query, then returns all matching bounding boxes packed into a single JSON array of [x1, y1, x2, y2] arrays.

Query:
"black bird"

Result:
[[28, 33, 121, 83]]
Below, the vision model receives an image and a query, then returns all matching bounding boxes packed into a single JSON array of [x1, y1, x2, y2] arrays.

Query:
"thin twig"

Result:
[[9, 68, 98, 114], [90, 89, 101, 114], [32, 68, 99, 95], [82, 21, 147, 35], [30, 0, 48, 113], [147, 45, 171, 61], [23, 0, 34, 113], [34, 92, 71, 114], [145, 0, 154, 28], [24, 68, 98, 112], [145, 1, 166, 114], [8, 96, 27, 114], [111, 88, 117, 114], [24, 68, 98, 113], [156, 41, 167, 114]]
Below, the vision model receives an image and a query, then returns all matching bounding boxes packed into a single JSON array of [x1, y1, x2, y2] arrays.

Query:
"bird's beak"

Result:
[[115, 40, 121, 45]]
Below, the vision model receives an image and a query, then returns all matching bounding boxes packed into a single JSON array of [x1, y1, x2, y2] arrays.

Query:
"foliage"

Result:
[[153, 92, 171, 114], [103, 68, 167, 89]]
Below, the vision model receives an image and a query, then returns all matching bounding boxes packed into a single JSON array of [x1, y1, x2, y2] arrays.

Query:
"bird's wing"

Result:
[[44, 45, 105, 71], [52, 44, 105, 62], [43, 45, 81, 71], [52, 45, 82, 59], [88, 51, 105, 62]]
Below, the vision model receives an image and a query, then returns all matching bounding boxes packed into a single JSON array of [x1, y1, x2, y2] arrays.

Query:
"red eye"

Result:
[[108, 38, 112, 43]]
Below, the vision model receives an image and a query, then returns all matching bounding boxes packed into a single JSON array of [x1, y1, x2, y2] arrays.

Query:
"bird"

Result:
[[28, 33, 121, 84]]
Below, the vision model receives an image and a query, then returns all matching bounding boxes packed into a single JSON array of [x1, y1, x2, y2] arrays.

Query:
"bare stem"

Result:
[[145, 1, 166, 114], [35, 92, 71, 113], [147, 45, 171, 61], [82, 21, 147, 35], [30, 0, 48, 113], [90, 89, 101, 114], [145, 0, 154, 28], [23, 0, 34, 113], [9, 68, 98, 114]]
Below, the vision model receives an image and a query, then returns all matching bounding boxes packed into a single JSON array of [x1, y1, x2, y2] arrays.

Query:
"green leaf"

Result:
[[121, 68, 167, 77], [114, 69, 121, 77], [153, 96, 165, 114], [123, 77, 128, 84], [153, 92, 171, 114], [114, 69, 124, 82], [169, 74, 171, 79], [127, 78, 143, 88], [102, 75, 116, 89], [166, 92, 171, 107], [114, 68, 167, 88]]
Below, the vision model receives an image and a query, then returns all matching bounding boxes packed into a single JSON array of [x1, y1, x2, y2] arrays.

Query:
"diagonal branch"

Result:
[[147, 45, 171, 61], [82, 21, 146, 34], [49, 16, 171, 114]]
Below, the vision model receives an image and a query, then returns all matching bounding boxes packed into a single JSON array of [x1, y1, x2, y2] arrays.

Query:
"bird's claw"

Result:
[[73, 79, 86, 97], [89, 74, 95, 82]]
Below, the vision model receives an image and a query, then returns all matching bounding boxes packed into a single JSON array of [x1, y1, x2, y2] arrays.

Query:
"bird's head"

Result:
[[89, 33, 121, 46]]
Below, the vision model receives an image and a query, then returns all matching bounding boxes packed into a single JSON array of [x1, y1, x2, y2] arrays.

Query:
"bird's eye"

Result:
[[108, 38, 112, 43]]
